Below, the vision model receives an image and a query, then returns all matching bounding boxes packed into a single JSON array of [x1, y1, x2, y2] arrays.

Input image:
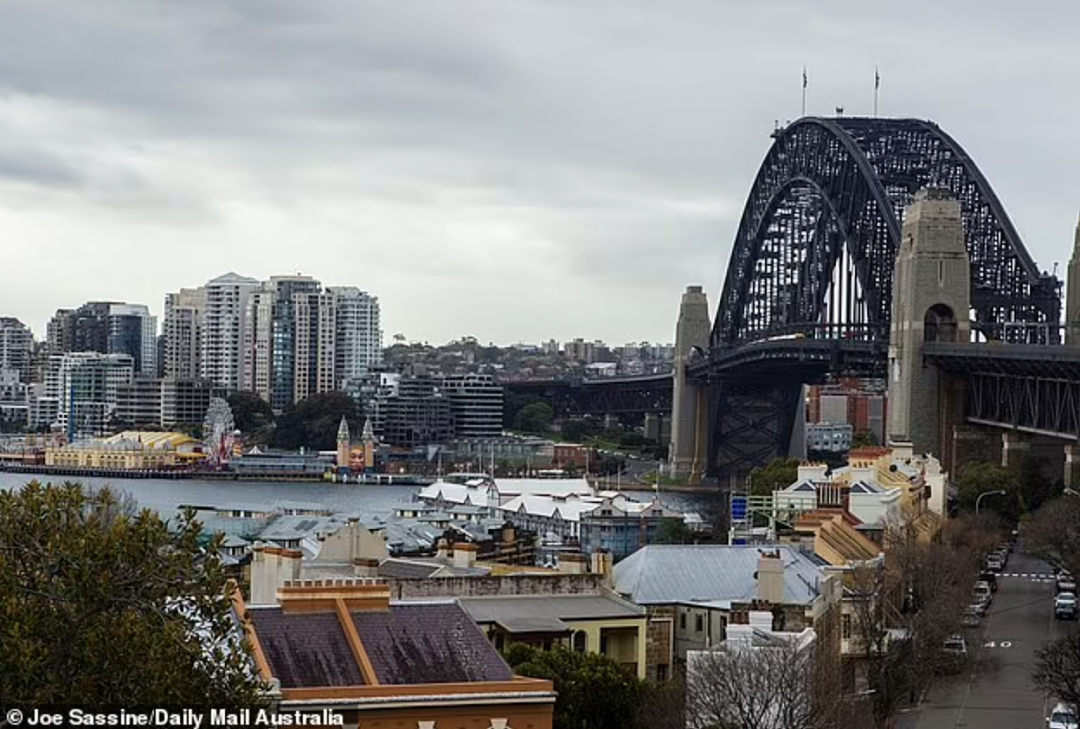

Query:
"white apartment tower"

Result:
[[163, 288, 206, 379], [329, 287, 382, 393], [201, 272, 259, 392]]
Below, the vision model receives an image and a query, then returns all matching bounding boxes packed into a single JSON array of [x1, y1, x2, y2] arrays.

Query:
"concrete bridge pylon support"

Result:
[[887, 188, 971, 457], [669, 285, 711, 480], [1066, 215, 1080, 346]]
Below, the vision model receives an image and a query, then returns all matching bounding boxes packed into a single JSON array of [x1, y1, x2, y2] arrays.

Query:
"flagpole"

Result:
[[801, 66, 807, 117], [873, 66, 880, 116]]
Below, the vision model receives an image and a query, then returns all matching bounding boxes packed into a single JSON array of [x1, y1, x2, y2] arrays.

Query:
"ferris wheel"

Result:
[[202, 397, 237, 469]]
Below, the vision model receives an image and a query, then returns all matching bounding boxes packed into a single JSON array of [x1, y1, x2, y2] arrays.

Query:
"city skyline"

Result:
[[3, 1, 1080, 344]]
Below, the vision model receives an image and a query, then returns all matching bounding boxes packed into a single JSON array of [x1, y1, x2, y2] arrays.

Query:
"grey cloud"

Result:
[[1, 0, 1079, 344]]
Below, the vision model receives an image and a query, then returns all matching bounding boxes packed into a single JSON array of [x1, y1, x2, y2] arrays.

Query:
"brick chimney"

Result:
[[436, 538, 450, 562], [277, 578, 390, 613], [353, 557, 380, 578], [251, 543, 302, 605], [559, 553, 587, 575], [756, 550, 785, 604], [453, 541, 478, 569]]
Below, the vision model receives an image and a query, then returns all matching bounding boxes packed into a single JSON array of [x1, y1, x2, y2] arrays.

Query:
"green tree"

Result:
[[503, 644, 642, 729], [748, 457, 800, 497], [561, 417, 602, 442], [852, 430, 880, 448], [227, 391, 275, 435], [0, 482, 267, 707], [513, 402, 554, 434], [272, 391, 362, 450], [955, 461, 1020, 519]]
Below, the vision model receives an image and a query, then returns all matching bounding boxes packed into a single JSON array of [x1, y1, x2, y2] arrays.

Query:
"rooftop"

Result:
[[613, 544, 825, 606]]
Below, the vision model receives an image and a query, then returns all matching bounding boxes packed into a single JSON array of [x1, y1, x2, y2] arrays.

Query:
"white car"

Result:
[[1048, 702, 1078, 729]]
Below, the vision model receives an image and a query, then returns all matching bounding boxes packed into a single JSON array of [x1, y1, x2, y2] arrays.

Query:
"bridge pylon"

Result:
[[886, 187, 971, 456], [669, 285, 711, 481]]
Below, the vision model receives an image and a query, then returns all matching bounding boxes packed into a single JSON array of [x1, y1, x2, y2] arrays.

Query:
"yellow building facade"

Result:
[[45, 431, 205, 469]]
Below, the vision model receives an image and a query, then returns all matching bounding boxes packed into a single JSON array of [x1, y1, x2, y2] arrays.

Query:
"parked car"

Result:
[[979, 571, 998, 592], [1056, 593, 1078, 620], [973, 581, 993, 608], [939, 635, 968, 674], [986, 553, 1004, 572], [1048, 702, 1079, 729], [961, 605, 982, 627], [1059, 573, 1077, 594]]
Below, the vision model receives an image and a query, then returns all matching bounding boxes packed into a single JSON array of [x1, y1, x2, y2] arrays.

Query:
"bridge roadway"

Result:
[[901, 550, 1069, 729]]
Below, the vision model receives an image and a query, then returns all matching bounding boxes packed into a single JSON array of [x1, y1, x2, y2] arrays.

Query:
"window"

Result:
[[695, 615, 704, 633], [656, 664, 669, 681], [680, 613, 687, 630], [573, 631, 587, 652], [841, 614, 852, 640]]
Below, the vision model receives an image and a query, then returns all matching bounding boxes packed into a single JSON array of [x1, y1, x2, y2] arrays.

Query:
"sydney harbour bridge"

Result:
[[508, 116, 1080, 484]]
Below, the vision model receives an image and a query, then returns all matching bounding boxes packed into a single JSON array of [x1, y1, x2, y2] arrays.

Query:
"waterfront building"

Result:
[[440, 373, 503, 438], [112, 377, 221, 431], [0, 318, 33, 384], [292, 287, 336, 404], [114, 377, 164, 429], [47, 352, 134, 438], [44, 430, 204, 469], [329, 286, 382, 396], [163, 288, 206, 380], [201, 272, 259, 392], [162, 378, 221, 429], [373, 367, 453, 447]]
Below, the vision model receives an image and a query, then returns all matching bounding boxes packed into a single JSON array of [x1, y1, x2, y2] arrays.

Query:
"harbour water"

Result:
[[0, 471, 707, 520]]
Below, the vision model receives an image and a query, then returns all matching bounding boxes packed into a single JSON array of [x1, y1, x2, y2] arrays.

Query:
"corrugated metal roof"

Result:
[[612, 544, 824, 606], [460, 594, 646, 626]]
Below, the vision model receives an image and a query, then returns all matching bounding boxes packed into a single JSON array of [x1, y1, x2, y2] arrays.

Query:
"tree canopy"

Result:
[[513, 402, 554, 434], [748, 457, 800, 497], [227, 390, 275, 439], [272, 391, 362, 450], [503, 644, 642, 729], [0, 481, 266, 707]]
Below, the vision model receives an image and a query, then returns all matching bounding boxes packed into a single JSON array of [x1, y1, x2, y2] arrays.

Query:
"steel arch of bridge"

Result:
[[704, 117, 1062, 478], [713, 117, 1059, 349]]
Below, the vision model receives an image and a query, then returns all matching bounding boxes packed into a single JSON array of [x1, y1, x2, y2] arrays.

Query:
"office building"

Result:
[[373, 368, 453, 447], [114, 378, 164, 429], [441, 373, 503, 438]]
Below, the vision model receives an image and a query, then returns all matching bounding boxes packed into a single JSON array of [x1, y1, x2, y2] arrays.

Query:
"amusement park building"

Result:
[[44, 431, 205, 469]]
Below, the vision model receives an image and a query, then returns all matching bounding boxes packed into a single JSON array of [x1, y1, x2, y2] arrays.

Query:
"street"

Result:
[[903, 551, 1074, 729]]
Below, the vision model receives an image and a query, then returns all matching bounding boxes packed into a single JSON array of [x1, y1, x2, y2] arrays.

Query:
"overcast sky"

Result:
[[1, 1, 1078, 346]]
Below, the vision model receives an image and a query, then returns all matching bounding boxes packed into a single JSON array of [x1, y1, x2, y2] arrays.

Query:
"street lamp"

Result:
[[975, 489, 1007, 515]]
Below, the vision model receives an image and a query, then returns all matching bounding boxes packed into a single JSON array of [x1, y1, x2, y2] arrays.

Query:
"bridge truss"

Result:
[[703, 117, 1060, 477]]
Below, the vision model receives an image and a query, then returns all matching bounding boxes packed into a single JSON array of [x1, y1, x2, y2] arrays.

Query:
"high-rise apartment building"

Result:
[[165, 273, 380, 411], [329, 287, 382, 394], [0, 317, 33, 383], [45, 302, 157, 377], [201, 272, 259, 392], [163, 288, 206, 379], [47, 352, 134, 438]]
